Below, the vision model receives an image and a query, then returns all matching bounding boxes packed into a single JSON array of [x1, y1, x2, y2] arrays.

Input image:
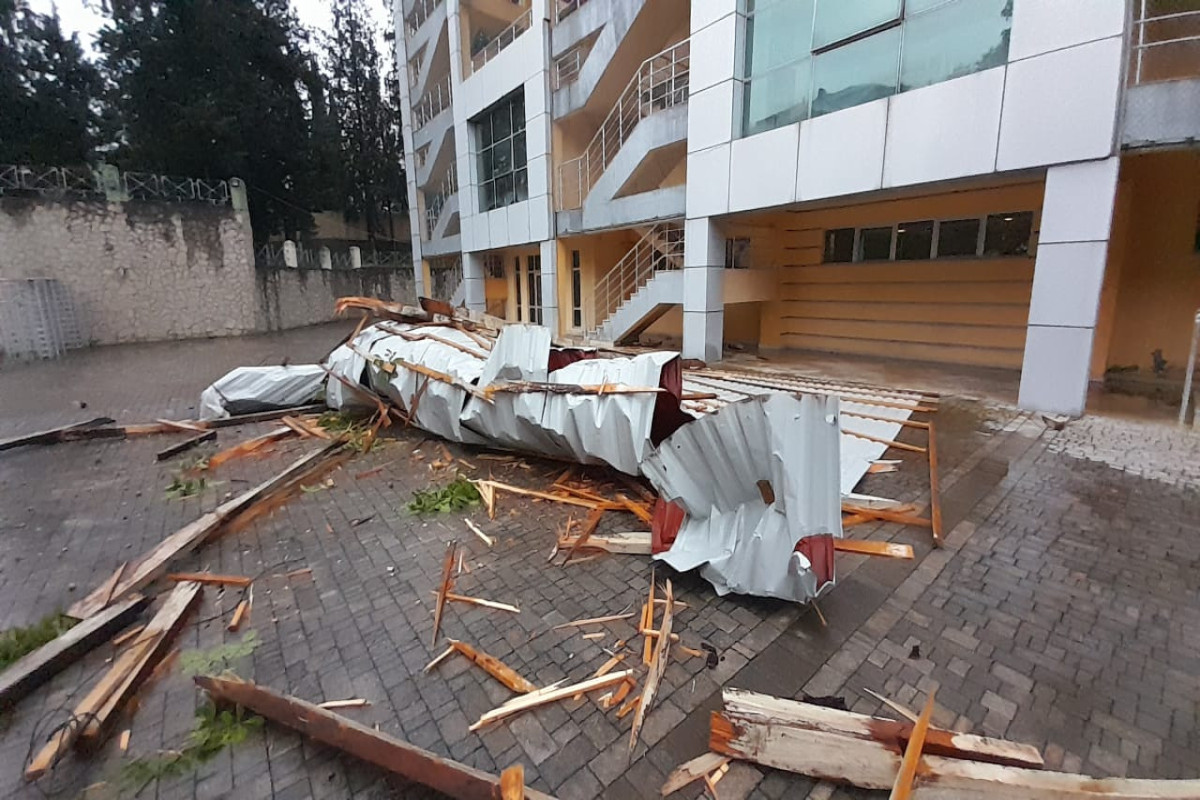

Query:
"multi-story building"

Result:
[[393, 0, 1200, 417]]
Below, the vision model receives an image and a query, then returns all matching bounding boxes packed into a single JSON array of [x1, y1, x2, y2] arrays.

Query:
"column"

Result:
[[539, 240, 559, 335], [682, 217, 724, 362], [463, 251, 486, 311], [1018, 157, 1121, 417]]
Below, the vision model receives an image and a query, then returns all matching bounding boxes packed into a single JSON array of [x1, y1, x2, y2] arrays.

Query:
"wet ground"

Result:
[[0, 325, 1197, 799]]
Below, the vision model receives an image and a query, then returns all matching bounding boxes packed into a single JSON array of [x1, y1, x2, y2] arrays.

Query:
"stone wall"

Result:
[[0, 195, 416, 347]]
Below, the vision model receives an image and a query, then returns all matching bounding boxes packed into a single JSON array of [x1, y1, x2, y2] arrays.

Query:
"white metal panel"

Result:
[[687, 81, 736, 153], [690, 12, 738, 94], [691, 0, 738, 36], [685, 143, 730, 218], [487, 205, 510, 248], [1017, 324, 1094, 416], [198, 365, 327, 420], [1039, 157, 1120, 244], [1027, 241, 1109, 329], [1008, 0, 1128, 62], [996, 36, 1123, 171], [882, 67, 1004, 188], [796, 98, 887, 201], [728, 124, 800, 212], [507, 200, 531, 245]]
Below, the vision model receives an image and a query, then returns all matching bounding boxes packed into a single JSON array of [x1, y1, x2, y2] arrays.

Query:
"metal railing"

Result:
[[588, 222, 683, 336], [1131, 5, 1200, 85], [552, 0, 590, 25], [471, 8, 532, 73], [1181, 310, 1200, 426], [0, 164, 230, 204], [423, 162, 458, 240], [255, 243, 412, 270], [412, 73, 453, 131], [554, 43, 585, 89], [556, 39, 689, 210], [405, 0, 441, 39]]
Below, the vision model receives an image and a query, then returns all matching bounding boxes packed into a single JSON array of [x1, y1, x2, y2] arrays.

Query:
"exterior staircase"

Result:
[[587, 221, 684, 343]]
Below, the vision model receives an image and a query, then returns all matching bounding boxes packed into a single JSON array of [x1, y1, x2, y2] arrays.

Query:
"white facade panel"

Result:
[[882, 67, 1004, 188], [685, 143, 731, 219], [1026, 241, 1109, 329], [528, 197, 551, 242], [488, 205, 509, 248], [1017, 325, 1095, 416], [1039, 156, 1121, 244], [691, 0, 738, 36], [996, 36, 1123, 171], [683, 262, 724, 313], [729, 125, 799, 212], [796, 99, 887, 202], [1008, 0, 1128, 62], [690, 13, 738, 94], [687, 81, 736, 153], [507, 200, 531, 245]]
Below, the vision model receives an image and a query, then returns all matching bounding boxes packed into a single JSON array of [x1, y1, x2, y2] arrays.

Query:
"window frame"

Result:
[[822, 211, 1036, 264], [475, 91, 529, 213], [570, 250, 583, 329]]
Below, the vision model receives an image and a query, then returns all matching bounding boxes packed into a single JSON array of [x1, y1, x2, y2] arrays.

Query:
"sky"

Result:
[[25, 0, 391, 58]]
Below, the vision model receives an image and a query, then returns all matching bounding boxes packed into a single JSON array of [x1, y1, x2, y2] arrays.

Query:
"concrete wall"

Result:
[[0, 195, 416, 348]]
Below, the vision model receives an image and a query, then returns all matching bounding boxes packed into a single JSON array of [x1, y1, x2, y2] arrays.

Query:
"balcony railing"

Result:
[[553, 43, 585, 89], [424, 163, 458, 240], [471, 8, 532, 73], [405, 0, 441, 39], [1131, 6, 1200, 85], [589, 222, 683, 336], [552, 0, 590, 25], [412, 73, 452, 131], [556, 39, 689, 210]]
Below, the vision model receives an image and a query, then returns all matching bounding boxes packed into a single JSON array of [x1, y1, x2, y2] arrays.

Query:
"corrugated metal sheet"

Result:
[[198, 365, 327, 420], [643, 393, 843, 602]]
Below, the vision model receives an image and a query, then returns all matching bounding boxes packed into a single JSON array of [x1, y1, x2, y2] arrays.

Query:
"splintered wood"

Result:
[[630, 580, 674, 753], [425, 640, 535, 694], [470, 671, 634, 731], [431, 541, 457, 646]]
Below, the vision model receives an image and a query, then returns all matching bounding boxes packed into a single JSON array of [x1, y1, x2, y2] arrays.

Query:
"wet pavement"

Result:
[[0, 326, 1197, 799]]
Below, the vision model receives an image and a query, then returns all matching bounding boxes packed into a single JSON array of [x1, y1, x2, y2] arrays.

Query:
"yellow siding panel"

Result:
[[780, 301, 1030, 327], [778, 333, 1026, 369], [780, 259, 1035, 284], [780, 318, 1028, 350], [779, 281, 1033, 305]]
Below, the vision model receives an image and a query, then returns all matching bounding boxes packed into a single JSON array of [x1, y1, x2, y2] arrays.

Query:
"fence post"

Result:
[[319, 246, 333, 270], [283, 241, 298, 268], [229, 177, 249, 213], [95, 164, 127, 202], [350, 246, 363, 269]]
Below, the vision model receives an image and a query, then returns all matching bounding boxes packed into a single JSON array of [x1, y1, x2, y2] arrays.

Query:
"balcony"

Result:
[[412, 74, 453, 132], [1123, 6, 1200, 149], [470, 8, 532, 74]]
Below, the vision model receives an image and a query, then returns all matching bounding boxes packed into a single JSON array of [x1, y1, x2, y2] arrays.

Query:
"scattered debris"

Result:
[[318, 698, 370, 710], [464, 518, 494, 547], [431, 542, 457, 645], [118, 701, 262, 791], [470, 670, 635, 731], [630, 580, 674, 753], [426, 640, 536, 694], [156, 430, 217, 462], [552, 612, 637, 630], [166, 573, 252, 588], [408, 475, 481, 513]]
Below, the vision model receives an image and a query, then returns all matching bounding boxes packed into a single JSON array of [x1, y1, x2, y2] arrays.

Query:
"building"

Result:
[[392, 0, 1200, 417]]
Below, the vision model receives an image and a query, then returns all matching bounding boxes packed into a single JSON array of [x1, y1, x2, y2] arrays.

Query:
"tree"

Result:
[[325, 0, 407, 244], [0, 0, 103, 164], [98, 0, 319, 239]]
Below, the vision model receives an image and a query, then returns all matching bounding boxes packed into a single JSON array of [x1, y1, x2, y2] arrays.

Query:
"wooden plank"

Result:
[[0, 596, 148, 709], [563, 507, 605, 565], [864, 688, 919, 724], [661, 753, 729, 796], [552, 612, 637, 630], [464, 518, 494, 547], [500, 764, 524, 800], [890, 690, 935, 800], [630, 580, 674, 753], [447, 640, 536, 694], [716, 689, 1043, 769], [557, 531, 652, 555], [443, 592, 520, 613], [470, 670, 635, 731], [111, 624, 146, 648], [480, 480, 605, 511], [841, 504, 933, 529], [156, 418, 208, 433], [227, 600, 250, 632], [96, 563, 127, 609], [202, 404, 326, 429], [166, 572, 253, 587], [842, 428, 927, 454], [205, 426, 293, 470], [617, 494, 654, 525], [928, 421, 944, 547], [431, 541, 457, 646], [0, 417, 118, 452], [156, 430, 217, 461], [68, 442, 344, 619], [833, 539, 914, 560], [196, 676, 556, 800]]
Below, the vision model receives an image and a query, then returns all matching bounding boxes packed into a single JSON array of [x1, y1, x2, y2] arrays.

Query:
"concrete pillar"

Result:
[[319, 246, 333, 270], [539, 240, 560, 334], [682, 217, 724, 362], [1018, 157, 1121, 417], [349, 246, 362, 269], [283, 240, 298, 268], [229, 177, 249, 212], [463, 252, 486, 310], [95, 164, 127, 202]]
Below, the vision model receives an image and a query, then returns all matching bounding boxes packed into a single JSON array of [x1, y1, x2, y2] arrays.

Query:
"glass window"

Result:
[[901, 0, 1012, 92], [526, 255, 543, 325], [571, 250, 582, 328], [725, 238, 750, 269], [746, 0, 814, 75], [824, 228, 854, 263], [813, 0, 901, 49], [896, 220, 934, 260], [811, 26, 901, 118], [936, 218, 981, 258], [858, 226, 893, 261], [984, 212, 1034, 256], [513, 256, 522, 321], [744, 59, 812, 136], [475, 91, 527, 212]]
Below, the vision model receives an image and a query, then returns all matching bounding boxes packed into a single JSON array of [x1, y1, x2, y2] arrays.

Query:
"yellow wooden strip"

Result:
[[833, 539, 914, 560]]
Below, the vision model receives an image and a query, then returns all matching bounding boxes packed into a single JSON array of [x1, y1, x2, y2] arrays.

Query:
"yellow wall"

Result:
[[748, 180, 1045, 369], [1103, 151, 1200, 373], [556, 230, 641, 334]]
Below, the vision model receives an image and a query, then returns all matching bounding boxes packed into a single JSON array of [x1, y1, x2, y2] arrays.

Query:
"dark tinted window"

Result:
[[895, 220, 933, 260], [984, 212, 1034, 256], [824, 228, 854, 262], [936, 218, 980, 257], [859, 227, 893, 261]]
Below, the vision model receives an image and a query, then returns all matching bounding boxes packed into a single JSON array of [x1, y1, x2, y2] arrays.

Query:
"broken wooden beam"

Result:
[[476, 479, 608, 511], [205, 426, 294, 470], [431, 541, 457, 646], [842, 428, 927, 454], [0, 417, 119, 452], [442, 592, 520, 613], [156, 430, 217, 461], [166, 572, 253, 588], [841, 503, 932, 529], [563, 507, 605, 565], [196, 675, 555, 800], [630, 580, 674, 753], [928, 421, 944, 547], [833, 539, 914, 559], [890, 690, 936, 800], [661, 753, 730, 796], [439, 640, 536, 694], [556, 531, 652, 555], [552, 612, 637, 630], [470, 670, 635, 731], [0, 596, 148, 710]]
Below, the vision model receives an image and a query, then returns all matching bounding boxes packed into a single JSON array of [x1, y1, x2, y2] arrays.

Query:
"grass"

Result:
[[408, 474, 480, 513], [0, 612, 76, 670]]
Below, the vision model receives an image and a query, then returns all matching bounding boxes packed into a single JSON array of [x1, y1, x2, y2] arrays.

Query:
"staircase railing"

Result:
[[552, 0, 590, 25], [471, 8, 533, 74], [589, 222, 683, 335], [405, 0, 441, 39], [423, 162, 459, 240], [556, 39, 689, 210], [412, 73, 452, 131]]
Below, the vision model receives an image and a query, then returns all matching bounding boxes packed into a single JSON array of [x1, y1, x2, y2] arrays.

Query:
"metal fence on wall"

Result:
[[0, 164, 231, 204], [0, 279, 87, 362]]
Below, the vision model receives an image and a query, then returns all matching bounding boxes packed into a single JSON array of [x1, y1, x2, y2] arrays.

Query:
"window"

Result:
[[742, 0, 1012, 136], [513, 256, 522, 321], [895, 220, 934, 261], [936, 218, 981, 258], [984, 212, 1034, 257], [824, 228, 855, 263], [571, 250, 583, 328], [483, 253, 505, 279], [526, 254, 543, 325], [858, 227, 893, 261], [725, 238, 750, 269], [476, 91, 528, 212]]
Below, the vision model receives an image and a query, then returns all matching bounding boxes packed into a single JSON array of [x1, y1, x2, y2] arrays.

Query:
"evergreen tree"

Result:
[[0, 0, 103, 164], [98, 0, 319, 239]]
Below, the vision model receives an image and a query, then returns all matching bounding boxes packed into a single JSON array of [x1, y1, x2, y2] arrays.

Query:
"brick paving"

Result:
[[0, 328, 1196, 800]]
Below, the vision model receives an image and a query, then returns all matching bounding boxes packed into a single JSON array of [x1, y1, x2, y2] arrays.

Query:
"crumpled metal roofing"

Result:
[[643, 393, 844, 602], [198, 365, 327, 420]]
